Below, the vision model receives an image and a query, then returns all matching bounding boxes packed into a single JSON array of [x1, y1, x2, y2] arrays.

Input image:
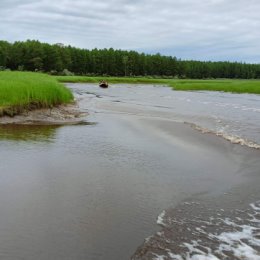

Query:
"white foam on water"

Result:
[[218, 133, 260, 149], [157, 210, 166, 226], [251, 203, 260, 211], [168, 253, 184, 260], [215, 224, 260, 257], [168, 242, 221, 260], [152, 253, 167, 260], [159, 201, 260, 260], [195, 255, 220, 260], [187, 122, 260, 149]]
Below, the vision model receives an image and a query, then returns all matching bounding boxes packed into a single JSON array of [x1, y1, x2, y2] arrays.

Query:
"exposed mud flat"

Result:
[[0, 102, 88, 125]]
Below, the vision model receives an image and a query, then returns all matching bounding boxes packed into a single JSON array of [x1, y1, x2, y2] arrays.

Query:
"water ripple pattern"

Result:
[[133, 200, 260, 260], [69, 83, 260, 148]]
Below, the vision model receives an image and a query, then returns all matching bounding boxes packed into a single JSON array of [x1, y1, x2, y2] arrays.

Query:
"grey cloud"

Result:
[[0, 0, 260, 62]]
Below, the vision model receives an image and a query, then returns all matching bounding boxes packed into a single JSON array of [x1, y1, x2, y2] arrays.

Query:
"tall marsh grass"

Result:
[[55, 76, 167, 84], [0, 72, 73, 116], [171, 79, 260, 94], [56, 76, 260, 94]]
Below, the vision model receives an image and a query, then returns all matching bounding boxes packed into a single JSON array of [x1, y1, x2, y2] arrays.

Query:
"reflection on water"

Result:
[[0, 122, 96, 142], [0, 125, 60, 142]]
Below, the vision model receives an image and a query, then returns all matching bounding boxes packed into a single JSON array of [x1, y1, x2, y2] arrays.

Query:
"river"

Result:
[[0, 83, 259, 260]]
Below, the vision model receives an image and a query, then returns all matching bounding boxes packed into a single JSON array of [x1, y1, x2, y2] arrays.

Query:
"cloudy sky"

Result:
[[1, 0, 260, 62]]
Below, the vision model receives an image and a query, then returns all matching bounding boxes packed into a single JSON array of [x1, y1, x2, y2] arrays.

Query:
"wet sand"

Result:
[[0, 84, 259, 259]]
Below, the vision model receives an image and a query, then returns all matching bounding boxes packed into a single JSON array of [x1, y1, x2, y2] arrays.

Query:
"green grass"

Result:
[[55, 76, 168, 84], [55, 76, 260, 94], [171, 79, 260, 94], [0, 71, 73, 117]]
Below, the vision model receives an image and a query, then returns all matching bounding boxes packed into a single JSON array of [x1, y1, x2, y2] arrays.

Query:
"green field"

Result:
[[0, 72, 73, 116], [56, 76, 260, 94]]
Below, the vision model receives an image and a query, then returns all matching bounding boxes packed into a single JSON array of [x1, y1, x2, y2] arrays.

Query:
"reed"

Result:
[[55, 76, 167, 84], [0, 71, 73, 117], [171, 79, 260, 94]]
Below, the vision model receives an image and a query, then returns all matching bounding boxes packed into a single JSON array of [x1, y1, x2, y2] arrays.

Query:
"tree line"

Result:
[[0, 40, 260, 79]]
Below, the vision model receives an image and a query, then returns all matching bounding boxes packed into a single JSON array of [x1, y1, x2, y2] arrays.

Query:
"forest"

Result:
[[0, 40, 260, 79]]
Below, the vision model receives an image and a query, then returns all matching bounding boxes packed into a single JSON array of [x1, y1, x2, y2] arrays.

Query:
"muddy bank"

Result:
[[0, 102, 88, 125]]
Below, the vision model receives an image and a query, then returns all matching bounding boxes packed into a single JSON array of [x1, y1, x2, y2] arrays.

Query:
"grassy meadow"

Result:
[[0, 72, 73, 116], [56, 76, 260, 94]]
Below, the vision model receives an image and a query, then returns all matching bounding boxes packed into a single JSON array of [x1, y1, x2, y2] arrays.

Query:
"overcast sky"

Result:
[[1, 0, 260, 62]]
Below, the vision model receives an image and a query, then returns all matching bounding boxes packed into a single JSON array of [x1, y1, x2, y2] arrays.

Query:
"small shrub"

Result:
[[60, 69, 74, 76]]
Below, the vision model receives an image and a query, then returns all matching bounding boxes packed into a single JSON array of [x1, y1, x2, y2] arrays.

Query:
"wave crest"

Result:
[[185, 122, 260, 149]]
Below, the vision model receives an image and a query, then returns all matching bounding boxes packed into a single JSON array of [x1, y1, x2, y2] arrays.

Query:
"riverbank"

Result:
[[0, 102, 88, 125], [56, 76, 260, 94], [0, 71, 73, 117]]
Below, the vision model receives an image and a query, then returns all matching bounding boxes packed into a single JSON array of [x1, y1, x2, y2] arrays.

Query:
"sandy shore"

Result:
[[0, 102, 88, 125]]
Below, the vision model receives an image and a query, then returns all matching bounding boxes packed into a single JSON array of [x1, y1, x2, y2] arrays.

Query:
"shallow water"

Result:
[[0, 84, 259, 260], [133, 186, 260, 260], [73, 83, 260, 148]]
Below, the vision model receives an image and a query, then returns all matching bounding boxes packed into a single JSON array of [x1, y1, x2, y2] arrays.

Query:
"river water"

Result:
[[0, 84, 259, 260], [73, 83, 260, 148]]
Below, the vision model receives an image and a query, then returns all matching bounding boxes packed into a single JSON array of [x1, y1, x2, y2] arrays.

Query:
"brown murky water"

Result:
[[0, 84, 259, 260]]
